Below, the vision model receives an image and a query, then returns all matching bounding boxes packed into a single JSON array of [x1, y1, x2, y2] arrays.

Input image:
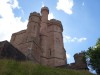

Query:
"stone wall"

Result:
[[10, 30, 27, 53], [0, 41, 26, 61], [57, 52, 88, 70]]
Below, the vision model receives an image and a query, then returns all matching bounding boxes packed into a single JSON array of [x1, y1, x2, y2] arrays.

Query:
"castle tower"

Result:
[[26, 12, 41, 62], [10, 12, 42, 63], [26, 12, 41, 43], [40, 6, 49, 65], [47, 19, 66, 66], [40, 6, 49, 33]]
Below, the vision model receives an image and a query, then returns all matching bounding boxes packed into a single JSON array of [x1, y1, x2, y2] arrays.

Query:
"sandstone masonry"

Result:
[[0, 41, 26, 60], [10, 7, 67, 66]]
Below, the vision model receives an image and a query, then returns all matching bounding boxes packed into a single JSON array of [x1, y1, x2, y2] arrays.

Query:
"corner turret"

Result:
[[27, 12, 41, 41]]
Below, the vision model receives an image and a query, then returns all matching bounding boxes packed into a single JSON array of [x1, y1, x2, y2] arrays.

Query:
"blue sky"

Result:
[[0, 0, 100, 64]]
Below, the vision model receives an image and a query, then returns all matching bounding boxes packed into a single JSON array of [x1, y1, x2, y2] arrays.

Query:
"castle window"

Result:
[[56, 38, 60, 47]]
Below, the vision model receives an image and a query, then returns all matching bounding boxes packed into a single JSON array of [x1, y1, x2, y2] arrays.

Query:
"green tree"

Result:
[[86, 38, 100, 75], [96, 38, 100, 47]]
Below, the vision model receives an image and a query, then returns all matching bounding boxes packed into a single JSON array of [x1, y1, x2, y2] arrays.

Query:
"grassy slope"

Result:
[[0, 59, 94, 75]]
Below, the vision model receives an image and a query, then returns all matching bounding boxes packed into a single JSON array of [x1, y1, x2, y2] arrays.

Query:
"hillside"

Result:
[[0, 59, 94, 75]]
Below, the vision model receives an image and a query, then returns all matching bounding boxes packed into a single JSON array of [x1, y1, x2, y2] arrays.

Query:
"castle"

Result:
[[10, 6, 67, 67]]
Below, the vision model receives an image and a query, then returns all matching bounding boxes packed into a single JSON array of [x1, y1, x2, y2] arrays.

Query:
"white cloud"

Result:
[[56, 0, 74, 15], [48, 13, 54, 20], [63, 35, 87, 43], [42, 1, 45, 7], [0, 0, 28, 41], [66, 53, 70, 59], [9, 0, 20, 9], [78, 38, 87, 42]]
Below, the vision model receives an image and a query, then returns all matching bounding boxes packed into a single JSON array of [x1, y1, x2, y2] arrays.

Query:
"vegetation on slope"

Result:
[[0, 59, 93, 75]]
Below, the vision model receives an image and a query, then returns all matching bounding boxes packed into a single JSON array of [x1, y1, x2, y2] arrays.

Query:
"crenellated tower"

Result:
[[26, 12, 41, 44], [11, 12, 42, 63], [26, 12, 42, 62], [47, 19, 66, 66]]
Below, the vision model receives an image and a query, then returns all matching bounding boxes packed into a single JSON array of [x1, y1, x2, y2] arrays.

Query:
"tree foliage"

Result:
[[86, 38, 100, 74]]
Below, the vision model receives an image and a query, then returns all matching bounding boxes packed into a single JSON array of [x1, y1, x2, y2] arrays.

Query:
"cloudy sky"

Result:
[[0, 0, 100, 63]]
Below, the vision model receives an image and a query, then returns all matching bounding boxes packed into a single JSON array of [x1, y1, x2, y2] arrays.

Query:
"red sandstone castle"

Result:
[[10, 7, 67, 66]]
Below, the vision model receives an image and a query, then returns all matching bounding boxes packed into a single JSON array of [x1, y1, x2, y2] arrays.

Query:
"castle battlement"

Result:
[[29, 12, 41, 23], [48, 19, 63, 31], [29, 12, 40, 18]]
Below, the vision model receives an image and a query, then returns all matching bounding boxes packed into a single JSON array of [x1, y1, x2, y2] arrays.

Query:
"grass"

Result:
[[0, 59, 94, 75]]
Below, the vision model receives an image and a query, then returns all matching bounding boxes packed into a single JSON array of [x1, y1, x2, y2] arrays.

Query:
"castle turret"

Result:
[[40, 6, 49, 65], [26, 12, 41, 42], [40, 6, 49, 34], [47, 19, 66, 66], [26, 12, 42, 62]]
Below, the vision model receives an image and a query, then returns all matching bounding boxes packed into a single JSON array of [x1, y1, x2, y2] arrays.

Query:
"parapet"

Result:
[[11, 30, 26, 36], [41, 6, 49, 14], [29, 12, 40, 18], [74, 53, 85, 59], [29, 12, 41, 23], [48, 19, 63, 31]]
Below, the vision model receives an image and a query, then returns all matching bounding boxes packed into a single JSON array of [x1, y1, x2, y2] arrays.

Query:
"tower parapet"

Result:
[[26, 12, 41, 43], [48, 19, 63, 32], [29, 12, 41, 23]]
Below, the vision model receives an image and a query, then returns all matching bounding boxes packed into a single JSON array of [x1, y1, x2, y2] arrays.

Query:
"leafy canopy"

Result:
[[86, 38, 100, 74]]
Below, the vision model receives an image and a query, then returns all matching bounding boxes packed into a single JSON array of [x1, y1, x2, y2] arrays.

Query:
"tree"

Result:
[[86, 38, 100, 75], [96, 38, 100, 47]]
